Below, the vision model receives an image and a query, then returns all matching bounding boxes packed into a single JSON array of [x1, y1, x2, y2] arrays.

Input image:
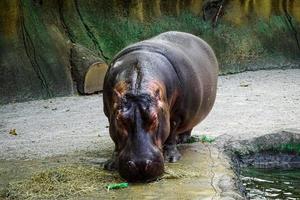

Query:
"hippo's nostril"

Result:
[[127, 160, 136, 169], [145, 160, 152, 171]]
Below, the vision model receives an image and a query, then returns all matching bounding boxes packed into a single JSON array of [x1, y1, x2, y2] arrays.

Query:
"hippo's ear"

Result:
[[113, 89, 123, 110], [154, 89, 161, 101], [154, 89, 165, 109], [113, 81, 128, 100], [113, 89, 122, 99]]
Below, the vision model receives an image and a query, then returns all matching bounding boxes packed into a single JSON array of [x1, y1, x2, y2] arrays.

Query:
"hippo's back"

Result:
[[154, 32, 218, 74], [148, 31, 219, 131]]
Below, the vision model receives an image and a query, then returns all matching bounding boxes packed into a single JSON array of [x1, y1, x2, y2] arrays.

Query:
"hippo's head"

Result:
[[110, 82, 170, 182]]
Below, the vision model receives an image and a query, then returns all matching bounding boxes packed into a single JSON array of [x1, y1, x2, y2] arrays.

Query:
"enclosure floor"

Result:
[[0, 69, 299, 160]]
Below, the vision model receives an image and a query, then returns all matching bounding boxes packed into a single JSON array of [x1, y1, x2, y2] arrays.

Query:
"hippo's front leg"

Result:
[[163, 121, 181, 163], [177, 129, 192, 144]]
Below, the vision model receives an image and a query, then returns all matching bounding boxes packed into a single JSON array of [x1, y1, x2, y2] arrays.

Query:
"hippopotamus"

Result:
[[103, 31, 218, 182]]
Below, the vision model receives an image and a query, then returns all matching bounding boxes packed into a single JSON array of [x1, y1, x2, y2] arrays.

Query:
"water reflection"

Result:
[[241, 168, 300, 199]]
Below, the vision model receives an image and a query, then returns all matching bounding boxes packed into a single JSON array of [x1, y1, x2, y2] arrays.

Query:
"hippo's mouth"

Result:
[[117, 147, 165, 182], [118, 159, 165, 182]]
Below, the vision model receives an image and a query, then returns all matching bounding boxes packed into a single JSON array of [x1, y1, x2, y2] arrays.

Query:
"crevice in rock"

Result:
[[57, 0, 75, 43], [202, 0, 226, 25], [206, 145, 218, 200], [19, 1, 52, 97], [57, 0, 77, 93], [68, 47, 78, 94], [283, 6, 300, 53], [74, 0, 110, 63]]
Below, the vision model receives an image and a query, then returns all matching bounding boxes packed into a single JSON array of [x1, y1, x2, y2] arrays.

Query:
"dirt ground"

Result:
[[0, 69, 299, 160]]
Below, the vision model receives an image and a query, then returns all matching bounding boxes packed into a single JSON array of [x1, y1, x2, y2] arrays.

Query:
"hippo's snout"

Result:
[[118, 152, 164, 182]]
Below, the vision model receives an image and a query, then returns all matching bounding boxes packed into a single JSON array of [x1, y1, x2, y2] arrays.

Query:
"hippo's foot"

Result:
[[177, 130, 192, 144], [104, 159, 118, 171], [163, 144, 181, 163]]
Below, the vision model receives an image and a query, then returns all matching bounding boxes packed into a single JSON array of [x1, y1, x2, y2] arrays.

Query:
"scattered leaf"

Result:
[[200, 135, 215, 143], [240, 83, 250, 87], [106, 182, 128, 191], [9, 129, 17, 136]]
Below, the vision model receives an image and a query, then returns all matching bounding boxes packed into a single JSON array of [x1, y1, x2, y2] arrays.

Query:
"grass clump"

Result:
[[163, 165, 203, 179], [5, 159, 207, 199], [186, 135, 215, 144], [6, 165, 122, 200]]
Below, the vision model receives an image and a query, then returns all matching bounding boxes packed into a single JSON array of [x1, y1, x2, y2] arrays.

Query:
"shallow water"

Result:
[[0, 143, 226, 200], [241, 167, 300, 199]]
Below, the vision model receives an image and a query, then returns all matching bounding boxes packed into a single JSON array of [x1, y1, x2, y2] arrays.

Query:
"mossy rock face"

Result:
[[1, 0, 299, 104], [0, 0, 74, 104]]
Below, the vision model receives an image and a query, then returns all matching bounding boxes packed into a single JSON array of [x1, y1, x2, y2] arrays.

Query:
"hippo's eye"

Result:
[[117, 114, 126, 123], [121, 99, 131, 112], [141, 104, 150, 111]]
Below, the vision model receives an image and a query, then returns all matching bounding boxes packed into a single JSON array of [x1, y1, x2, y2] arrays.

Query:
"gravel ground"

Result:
[[0, 69, 299, 160]]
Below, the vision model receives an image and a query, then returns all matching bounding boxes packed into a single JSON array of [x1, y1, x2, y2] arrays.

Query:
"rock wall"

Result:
[[0, 0, 299, 104], [0, 0, 73, 104]]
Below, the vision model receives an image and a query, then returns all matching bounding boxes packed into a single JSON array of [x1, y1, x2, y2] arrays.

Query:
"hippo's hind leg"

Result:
[[177, 129, 192, 144], [104, 150, 118, 171], [163, 121, 182, 163]]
